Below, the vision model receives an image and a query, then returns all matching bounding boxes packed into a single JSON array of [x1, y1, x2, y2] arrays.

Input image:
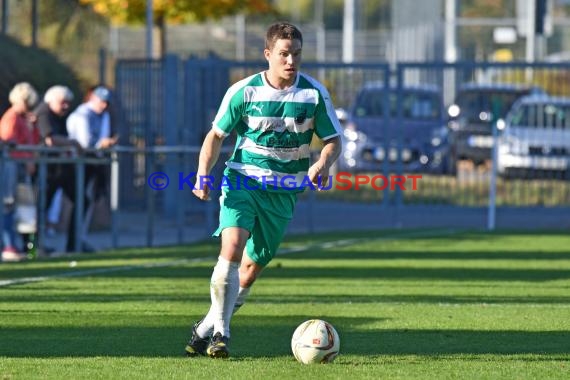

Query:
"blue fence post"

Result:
[[184, 58, 201, 147], [74, 156, 85, 253], [394, 65, 404, 208], [0, 145, 4, 250], [163, 54, 180, 218], [144, 59, 156, 247], [382, 73, 391, 208], [36, 155, 47, 254], [487, 119, 498, 231], [184, 58, 206, 237]]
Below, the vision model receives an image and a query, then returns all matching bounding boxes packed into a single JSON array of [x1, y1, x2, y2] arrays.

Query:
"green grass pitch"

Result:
[[0, 229, 569, 379]]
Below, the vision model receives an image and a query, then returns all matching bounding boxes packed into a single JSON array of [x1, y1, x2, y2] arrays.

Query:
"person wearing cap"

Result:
[[65, 85, 118, 253], [67, 86, 117, 150]]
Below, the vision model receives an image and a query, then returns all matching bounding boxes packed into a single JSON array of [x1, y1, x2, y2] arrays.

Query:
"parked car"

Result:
[[498, 94, 570, 179], [447, 83, 545, 169], [337, 82, 448, 173]]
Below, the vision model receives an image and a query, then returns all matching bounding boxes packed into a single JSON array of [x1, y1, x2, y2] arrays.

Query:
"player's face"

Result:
[[264, 38, 302, 88]]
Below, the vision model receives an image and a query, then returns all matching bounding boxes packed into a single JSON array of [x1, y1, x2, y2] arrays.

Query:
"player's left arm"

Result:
[[308, 88, 343, 189], [193, 129, 226, 201], [308, 136, 341, 189]]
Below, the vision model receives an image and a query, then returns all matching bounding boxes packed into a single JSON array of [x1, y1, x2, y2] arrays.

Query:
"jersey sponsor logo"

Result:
[[267, 131, 300, 148], [254, 118, 287, 132], [294, 108, 307, 124]]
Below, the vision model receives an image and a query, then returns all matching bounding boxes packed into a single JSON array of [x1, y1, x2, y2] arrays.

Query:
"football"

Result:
[[291, 319, 340, 364]]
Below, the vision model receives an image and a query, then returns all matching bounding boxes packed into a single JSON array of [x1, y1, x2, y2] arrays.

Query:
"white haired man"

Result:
[[34, 85, 89, 253]]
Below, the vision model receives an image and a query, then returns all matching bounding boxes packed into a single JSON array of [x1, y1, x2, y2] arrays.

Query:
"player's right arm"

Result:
[[192, 76, 249, 201], [192, 128, 225, 201]]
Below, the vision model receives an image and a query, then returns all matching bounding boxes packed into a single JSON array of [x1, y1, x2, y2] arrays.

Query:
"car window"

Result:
[[399, 92, 441, 120], [510, 103, 570, 129], [456, 89, 526, 121], [508, 105, 528, 127], [354, 89, 384, 117], [354, 89, 440, 120]]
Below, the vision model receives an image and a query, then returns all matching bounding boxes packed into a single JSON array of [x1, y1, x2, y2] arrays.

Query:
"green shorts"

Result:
[[213, 175, 297, 267]]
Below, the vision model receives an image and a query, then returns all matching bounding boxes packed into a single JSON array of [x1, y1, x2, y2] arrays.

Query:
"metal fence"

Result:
[[0, 144, 231, 254], [7, 59, 567, 255], [114, 58, 570, 211], [115, 57, 393, 209], [1, 140, 568, 257]]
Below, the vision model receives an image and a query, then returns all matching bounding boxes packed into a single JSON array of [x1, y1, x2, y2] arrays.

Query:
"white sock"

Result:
[[195, 286, 252, 338], [233, 286, 251, 314], [210, 257, 240, 338]]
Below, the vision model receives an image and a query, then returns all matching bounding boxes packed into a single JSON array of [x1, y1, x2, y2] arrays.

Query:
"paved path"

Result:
[[44, 202, 569, 255]]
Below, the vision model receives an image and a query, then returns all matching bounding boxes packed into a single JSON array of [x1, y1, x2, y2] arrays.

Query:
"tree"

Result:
[[80, 0, 276, 56]]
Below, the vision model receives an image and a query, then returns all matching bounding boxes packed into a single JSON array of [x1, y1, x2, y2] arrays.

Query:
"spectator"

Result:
[[75, 85, 118, 197], [67, 86, 117, 150], [0, 82, 39, 262], [66, 86, 118, 252], [34, 85, 89, 253]]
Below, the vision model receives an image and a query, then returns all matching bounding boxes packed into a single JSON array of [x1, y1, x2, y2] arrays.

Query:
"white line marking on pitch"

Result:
[[0, 229, 457, 287]]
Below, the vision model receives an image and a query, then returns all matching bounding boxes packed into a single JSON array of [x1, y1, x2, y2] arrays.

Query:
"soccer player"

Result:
[[184, 22, 342, 359]]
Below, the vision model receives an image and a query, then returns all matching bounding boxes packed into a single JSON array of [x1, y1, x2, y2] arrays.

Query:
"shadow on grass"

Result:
[[1, 293, 569, 306], [2, 228, 569, 282], [261, 265, 570, 282], [301, 250, 570, 261], [0, 315, 568, 358]]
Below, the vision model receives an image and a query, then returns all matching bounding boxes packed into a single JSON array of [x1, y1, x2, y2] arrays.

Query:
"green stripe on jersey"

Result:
[[244, 101, 316, 119]]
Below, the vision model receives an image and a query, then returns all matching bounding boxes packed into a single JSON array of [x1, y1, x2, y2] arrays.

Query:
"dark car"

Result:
[[338, 82, 447, 173], [447, 83, 545, 168]]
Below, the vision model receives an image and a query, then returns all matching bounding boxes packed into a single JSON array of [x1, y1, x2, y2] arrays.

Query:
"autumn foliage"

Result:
[[80, 0, 275, 25]]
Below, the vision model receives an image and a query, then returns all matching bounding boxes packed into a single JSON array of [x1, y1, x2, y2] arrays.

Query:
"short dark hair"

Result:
[[265, 22, 303, 50]]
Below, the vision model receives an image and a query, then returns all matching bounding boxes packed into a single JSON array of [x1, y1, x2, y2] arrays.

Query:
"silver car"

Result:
[[498, 94, 570, 178]]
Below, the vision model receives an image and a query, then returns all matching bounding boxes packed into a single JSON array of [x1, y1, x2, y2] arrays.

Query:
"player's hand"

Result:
[[307, 162, 330, 191], [192, 176, 211, 201], [192, 188, 211, 201]]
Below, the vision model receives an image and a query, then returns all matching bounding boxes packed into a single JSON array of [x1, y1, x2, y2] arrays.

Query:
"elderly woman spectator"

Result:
[[0, 82, 39, 262]]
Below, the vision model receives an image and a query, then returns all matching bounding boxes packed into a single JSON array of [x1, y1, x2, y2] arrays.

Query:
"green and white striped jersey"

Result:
[[212, 71, 341, 191]]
